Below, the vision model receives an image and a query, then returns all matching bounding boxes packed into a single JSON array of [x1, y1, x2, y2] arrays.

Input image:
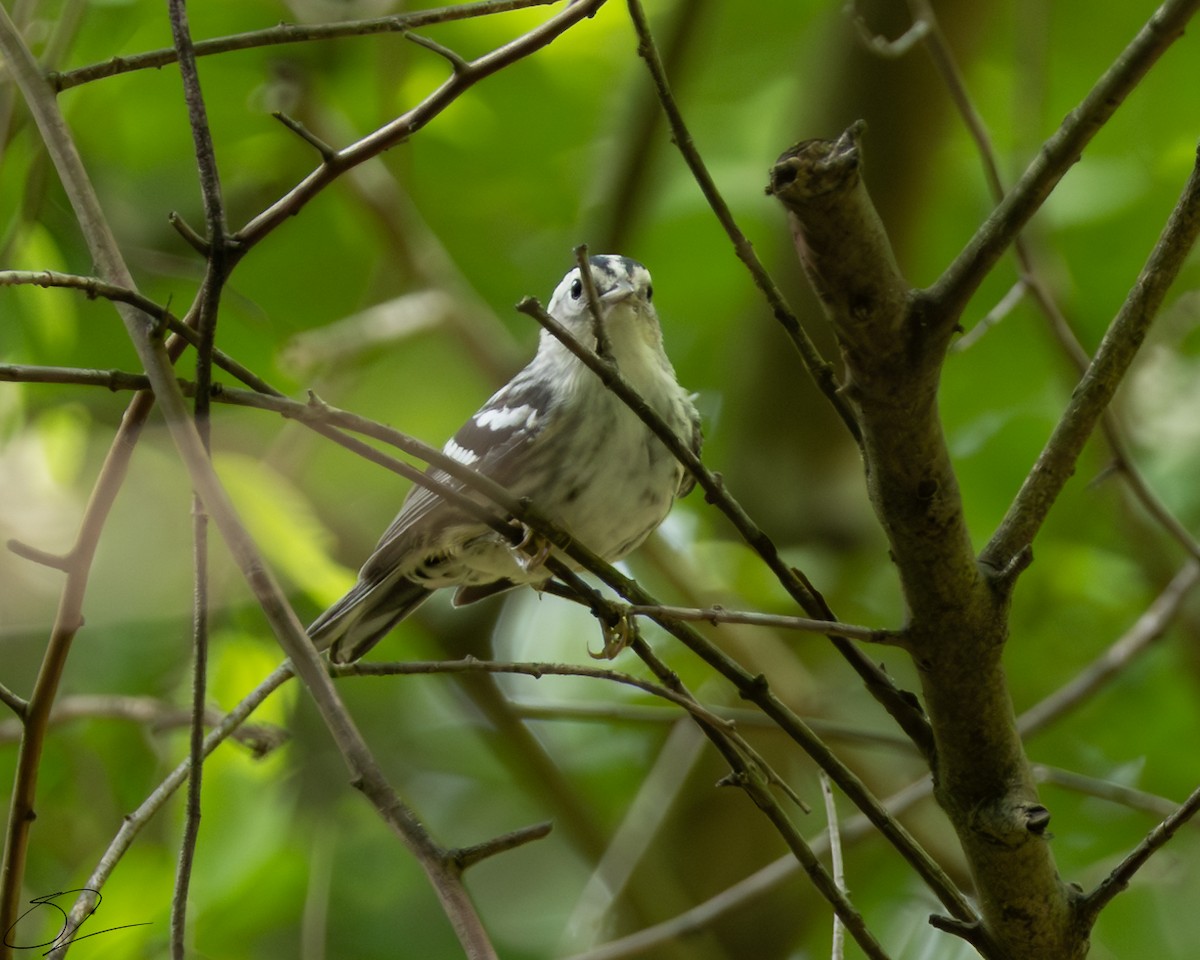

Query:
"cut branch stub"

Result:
[[767, 121, 911, 373]]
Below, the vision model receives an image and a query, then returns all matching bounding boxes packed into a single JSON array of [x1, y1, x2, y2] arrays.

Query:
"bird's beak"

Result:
[[600, 282, 641, 305]]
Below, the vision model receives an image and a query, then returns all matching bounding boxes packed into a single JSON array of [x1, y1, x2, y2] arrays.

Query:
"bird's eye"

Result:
[[645, 284, 653, 302], [569, 278, 583, 300]]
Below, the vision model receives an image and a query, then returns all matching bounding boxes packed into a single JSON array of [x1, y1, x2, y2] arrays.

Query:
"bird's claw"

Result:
[[589, 608, 637, 660], [513, 526, 553, 573]]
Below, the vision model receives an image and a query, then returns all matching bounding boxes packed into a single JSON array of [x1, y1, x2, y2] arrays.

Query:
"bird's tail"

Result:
[[308, 576, 432, 664]]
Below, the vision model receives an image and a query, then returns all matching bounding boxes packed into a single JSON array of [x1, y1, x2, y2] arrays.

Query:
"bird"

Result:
[[308, 255, 702, 663]]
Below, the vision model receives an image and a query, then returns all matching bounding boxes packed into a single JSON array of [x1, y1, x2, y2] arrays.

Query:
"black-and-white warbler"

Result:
[[309, 255, 701, 663]]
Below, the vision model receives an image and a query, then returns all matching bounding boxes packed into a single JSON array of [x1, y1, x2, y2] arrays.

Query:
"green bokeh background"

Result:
[[2, 0, 1199, 957]]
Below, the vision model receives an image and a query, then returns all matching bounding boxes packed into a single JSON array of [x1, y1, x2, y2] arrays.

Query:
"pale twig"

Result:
[[844, 0, 931, 57], [821, 772, 847, 960], [562, 775, 935, 960], [1033, 765, 1199, 824], [0, 694, 286, 754], [627, 604, 893, 643], [950, 279, 1026, 353]]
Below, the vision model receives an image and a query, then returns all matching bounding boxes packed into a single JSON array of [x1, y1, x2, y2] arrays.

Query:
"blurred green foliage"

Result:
[[2, 0, 1200, 958]]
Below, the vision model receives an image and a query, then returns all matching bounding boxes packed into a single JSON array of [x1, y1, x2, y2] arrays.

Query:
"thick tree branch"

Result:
[[769, 126, 1076, 960]]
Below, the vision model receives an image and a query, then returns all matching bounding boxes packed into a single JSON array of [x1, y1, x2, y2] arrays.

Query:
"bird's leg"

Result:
[[511, 523, 554, 573], [588, 605, 638, 660]]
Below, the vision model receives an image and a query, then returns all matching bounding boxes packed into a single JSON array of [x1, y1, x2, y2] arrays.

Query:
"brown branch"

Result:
[[48, 0, 562, 91], [769, 126, 1060, 960], [0, 13, 500, 958], [230, 0, 607, 257], [449, 822, 554, 872], [166, 0, 230, 950]]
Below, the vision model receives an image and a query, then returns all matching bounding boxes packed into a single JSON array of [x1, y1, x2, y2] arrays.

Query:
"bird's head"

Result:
[[544, 255, 662, 357]]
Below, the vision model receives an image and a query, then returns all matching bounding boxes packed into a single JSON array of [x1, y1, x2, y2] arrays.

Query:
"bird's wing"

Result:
[[358, 369, 560, 579]]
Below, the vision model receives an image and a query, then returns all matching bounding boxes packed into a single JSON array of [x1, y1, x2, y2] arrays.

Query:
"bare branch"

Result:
[[272, 111, 336, 161], [48, 0, 563, 91], [627, 604, 894, 643], [0, 694, 287, 755], [450, 822, 554, 872], [231, 0, 607, 257], [0, 685, 26, 720], [403, 30, 470, 74]]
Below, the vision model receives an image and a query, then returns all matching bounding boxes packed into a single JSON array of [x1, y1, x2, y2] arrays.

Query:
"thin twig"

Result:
[[1079, 781, 1200, 925], [231, 0, 607, 258], [0, 685, 26, 720], [1033, 765, 1200, 824], [0, 694, 286, 754], [449, 822, 554, 872], [49, 0, 563, 91], [981, 151, 1200, 572], [928, 0, 1200, 330], [627, 604, 892, 642], [166, 0, 230, 950], [574, 243, 615, 361], [821, 772, 847, 960], [625, 0, 861, 443]]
